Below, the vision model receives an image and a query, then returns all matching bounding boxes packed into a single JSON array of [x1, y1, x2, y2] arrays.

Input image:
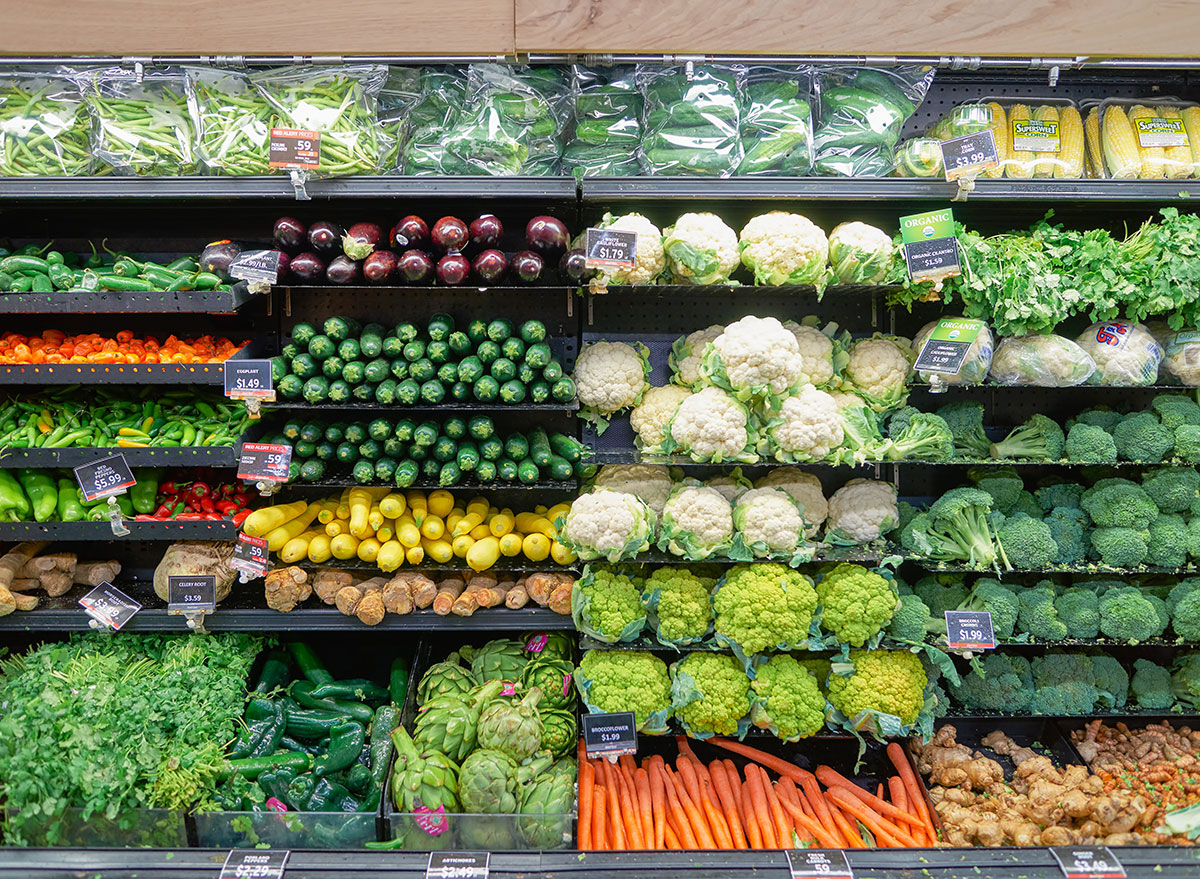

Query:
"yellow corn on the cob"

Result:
[[1159, 107, 1195, 179], [1084, 107, 1104, 177], [1056, 106, 1085, 179], [1128, 105, 1166, 179], [1181, 106, 1200, 177], [985, 102, 1007, 178], [1006, 104, 1036, 178], [1101, 105, 1141, 178], [1033, 105, 1059, 178]]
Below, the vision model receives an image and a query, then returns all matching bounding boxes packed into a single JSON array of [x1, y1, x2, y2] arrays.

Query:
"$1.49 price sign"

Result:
[[944, 610, 996, 650], [74, 453, 136, 503], [224, 360, 275, 401], [582, 711, 637, 758], [238, 442, 292, 483]]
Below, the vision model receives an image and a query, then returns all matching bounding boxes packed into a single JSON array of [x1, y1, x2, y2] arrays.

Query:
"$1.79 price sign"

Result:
[[74, 453, 136, 503], [582, 711, 637, 758], [584, 227, 637, 270], [238, 442, 292, 483]]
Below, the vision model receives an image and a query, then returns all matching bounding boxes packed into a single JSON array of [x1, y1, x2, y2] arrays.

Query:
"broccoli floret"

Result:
[[1142, 466, 1200, 513], [1147, 514, 1189, 567], [1010, 491, 1044, 519], [887, 593, 947, 644], [1054, 587, 1100, 639], [1172, 653, 1200, 709], [959, 578, 1019, 639], [886, 406, 921, 438], [814, 563, 900, 647], [1090, 527, 1150, 568], [1080, 479, 1159, 529], [912, 575, 970, 617], [1112, 412, 1174, 462], [1045, 506, 1089, 564], [936, 400, 992, 459], [1035, 482, 1086, 513], [1175, 424, 1200, 463], [1065, 423, 1118, 463], [1151, 394, 1200, 430], [827, 649, 927, 725], [997, 513, 1058, 570], [968, 466, 1024, 513], [1031, 652, 1100, 714], [1168, 579, 1200, 641], [1017, 583, 1068, 640], [1075, 407, 1125, 432], [990, 413, 1066, 462], [748, 654, 826, 741], [896, 500, 920, 535], [920, 487, 1006, 570], [950, 653, 1033, 712], [1098, 586, 1169, 642], [1090, 654, 1130, 708], [1131, 658, 1175, 709], [884, 412, 955, 462]]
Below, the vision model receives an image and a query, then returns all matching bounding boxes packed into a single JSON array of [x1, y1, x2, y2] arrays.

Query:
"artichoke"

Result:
[[522, 631, 574, 662], [519, 659, 575, 711], [461, 639, 528, 684], [416, 651, 479, 707], [389, 726, 460, 815], [477, 687, 544, 760], [539, 708, 578, 759], [518, 758, 577, 849], [458, 749, 519, 813], [461, 816, 520, 850], [414, 680, 504, 762]]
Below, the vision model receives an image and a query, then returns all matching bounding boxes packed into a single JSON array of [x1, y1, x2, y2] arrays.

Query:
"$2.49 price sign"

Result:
[[74, 453, 136, 503], [426, 852, 489, 879], [238, 442, 292, 483]]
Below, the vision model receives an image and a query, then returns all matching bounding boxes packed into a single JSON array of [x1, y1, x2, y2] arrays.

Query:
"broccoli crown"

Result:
[[642, 567, 714, 644], [671, 652, 751, 737], [1131, 658, 1175, 710], [886, 592, 945, 644], [886, 406, 922, 439], [1098, 586, 1169, 642], [827, 649, 927, 725], [936, 400, 991, 459], [577, 649, 671, 728], [1147, 514, 1189, 568], [1189, 518, 1200, 561], [896, 500, 920, 535], [1017, 583, 1068, 640], [1089, 654, 1130, 708], [1142, 466, 1200, 513], [1173, 653, 1200, 708], [885, 412, 954, 462], [1169, 581, 1200, 641], [951, 653, 1033, 711], [1080, 479, 1159, 529], [1090, 526, 1150, 568], [1054, 587, 1101, 639], [1010, 491, 1044, 519], [581, 567, 646, 640], [1033, 651, 1093, 687], [962, 578, 1019, 639], [1045, 506, 1090, 565], [990, 413, 1066, 462], [923, 486, 1003, 569], [967, 467, 1023, 512], [1168, 578, 1200, 613], [1065, 422, 1118, 463], [814, 563, 899, 647], [1112, 412, 1174, 462], [749, 654, 826, 741], [997, 513, 1059, 570], [712, 563, 818, 655], [1035, 483, 1086, 513], [1030, 681, 1099, 715], [1151, 394, 1200, 430], [912, 575, 970, 616], [1074, 407, 1125, 432], [1175, 424, 1200, 463]]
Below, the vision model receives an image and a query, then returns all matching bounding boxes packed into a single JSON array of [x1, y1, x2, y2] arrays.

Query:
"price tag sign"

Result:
[[426, 852, 489, 879], [167, 575, 216, 614], [269, 128, 320, 170], [945, 610, 996, 650], [914, 317, 986, 375], [220, 849, 289, 879], [584, 227, 637, 270], [79, 582, 141, 630], [74, 453, 136, 503], [238, 442, 292, 483], [582, 711, 637, 758], [229, 250, 282, 286], [899, 209, 961, 284], [940, 129, 1000, 180], [1051, 846, 1125, 879], [224, 360, 276, 401], [787, 849, 853, 879], [232, 533, 270, 578]]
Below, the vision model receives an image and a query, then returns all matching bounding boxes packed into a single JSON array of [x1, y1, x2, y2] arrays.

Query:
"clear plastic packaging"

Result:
[[928, 97, 1085, 179], [1076, 320, 1164, 386], [376, 66, 422, 174], [912, 317, 995, 386], [811, 65, 935, 177], [0, 72, 94, 177], [1162, 330, 1200, 386], [638, 64, 744, 177], [76, 66, 195, 176], [1087, 97, 1200, 180], [737, 65, 814, 176], [890, 137, 943, 177], [403, 67, 469, 175], [563, 66, 643, 178], [185, 68, 273, 176], [988, 334, 1097, 387], [251, 64, 391, 177]]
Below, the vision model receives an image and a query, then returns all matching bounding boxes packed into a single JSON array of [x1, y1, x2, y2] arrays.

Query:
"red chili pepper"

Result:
[[231, 492, 252, 507], [153, 502, 176, 519], [220, 483, 237, 497], [134, 514, 156, 521], [175, 513, 206, 520], [215, 499, 239, 515], [200, 496, 216, 514], [160, 481, 190, 495], [232, 508, 253, 527], [190, 481, 211, 499]]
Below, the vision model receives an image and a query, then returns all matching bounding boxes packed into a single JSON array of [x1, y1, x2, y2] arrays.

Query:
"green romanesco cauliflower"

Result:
[[670, 652, 752, 738], [576, 650, 671, 732], [749, 654, 826, 741], [572, 566, 646, 643], [814, 563, 899, 647], [827, 649, 927, 726], [711, 563, 818, 656], [641, 566, 715, 646]]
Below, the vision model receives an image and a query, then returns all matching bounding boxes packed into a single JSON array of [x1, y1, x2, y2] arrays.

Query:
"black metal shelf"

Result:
[[612, 546, 886, 566], [0, 284, 255, 314], [908, 559, 1200, 575], [295, 559, 578, 575], [588, 283, 895, 298], [0, 519, 235, 540], [0, 445, 238, 468], [268, 400, 579, 413], [282, 478, 579, 492], [0, 360, 234, 384]]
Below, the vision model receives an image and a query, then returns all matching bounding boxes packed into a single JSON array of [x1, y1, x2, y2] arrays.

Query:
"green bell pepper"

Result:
[[16, 469, 56, 522], [0, 470, 30, 521], [56, 478, 85, 522]]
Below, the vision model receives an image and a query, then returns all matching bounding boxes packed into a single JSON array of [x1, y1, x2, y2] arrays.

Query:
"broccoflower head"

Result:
[[749, 654, 827, 741], [574, 340, 651, 433], [670, 325, 724, 388], [641, 566, 715, 646], [670, 652, 752, 738], [576, 650, 671, 732], [630, 385, 691, 450], [658, 483, 734, 560], [733, 487, 807, 560], [814, 563, 900, 647], [560, 489, 656, 563], [712, 563, 818, 656], [827, 649, 927, 726], [571, 565, 646, 643]]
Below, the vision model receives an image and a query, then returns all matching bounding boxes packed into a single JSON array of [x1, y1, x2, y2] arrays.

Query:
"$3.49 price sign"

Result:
[[1051, 846, 1125, 879], [238, 442, 292, 483], [74, 453, 136, 503]]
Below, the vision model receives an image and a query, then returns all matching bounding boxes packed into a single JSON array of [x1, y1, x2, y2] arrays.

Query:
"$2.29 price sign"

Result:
[[584, 227, 637, 270], [238, 442, 292, 483], [944, 610, 996, 650], [74, 453, 136, 503], [220, 849, 289, 879], [582, 711, 637, 758]]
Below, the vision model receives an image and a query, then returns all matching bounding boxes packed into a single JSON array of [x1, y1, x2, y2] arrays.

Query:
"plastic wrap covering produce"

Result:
[[1088, 97, 1200, 180], [251, 65, 391, 178], [925, 98, 1085, 179], [0, 73, 95, 177], [402, 68, 469, 176], [376, 66, 422, 175], [76, 66, 195, 176], [891, 137, 943, 178], [437, 65, 571, 177], [185, 68, 274, 176], [811, 65, 934, 177], [563, 66, 643, 178], [638, 64, 744, 177], [737, 65, 815, 176]]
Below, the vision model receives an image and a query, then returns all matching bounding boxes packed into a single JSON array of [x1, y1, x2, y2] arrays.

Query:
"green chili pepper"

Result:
[[310, 679, 389, 703], [290, 681, 375, 724], [0, 470, 31, 521], [220, 751, 312, 782], [313, 721, 366, 778], [254, 649, 291, 694]]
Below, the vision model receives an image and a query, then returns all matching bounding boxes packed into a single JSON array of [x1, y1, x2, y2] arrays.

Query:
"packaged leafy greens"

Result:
[[375, 66, 422, 174], [563, 65, 643, 178], [402, 67, 468, 175]]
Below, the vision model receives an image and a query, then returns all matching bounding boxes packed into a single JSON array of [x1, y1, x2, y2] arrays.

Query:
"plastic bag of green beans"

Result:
[[376, 66, 422, 175], [186, 68, 275, 176], [76, 66, 195, 176], [0, 73, 96, 177], [251, 64, 392, 178]]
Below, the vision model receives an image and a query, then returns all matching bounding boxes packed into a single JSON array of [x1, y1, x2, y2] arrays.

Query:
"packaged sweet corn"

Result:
[[1088, 97, 1200, 179]]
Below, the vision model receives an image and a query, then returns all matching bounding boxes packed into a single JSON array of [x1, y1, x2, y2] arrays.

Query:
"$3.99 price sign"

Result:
[[268, 128, 320, 170], [940, 129, 1000, 180], [74, 453, 136, 503], [238, 442, 292, 483]]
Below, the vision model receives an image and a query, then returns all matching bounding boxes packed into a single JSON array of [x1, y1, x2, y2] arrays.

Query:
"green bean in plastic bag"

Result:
[[0, 73, 95, 177], [77, 66, 195, 176], [186, 68, 273, 176]]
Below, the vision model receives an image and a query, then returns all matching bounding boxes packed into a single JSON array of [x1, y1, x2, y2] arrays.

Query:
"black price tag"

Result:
[[582, 711, 637, 758], [899, 209, 961, 285], [220, 849, 289, 879], [940, 129, 1000, 180], [167, 575, 216, 614], [229, 250, 281, 285], [1051, 847, 1125, 879], [238, 442, 292, 483], [224, 360, 275, 400], [584, 227, 637, 270], [427, 852, 489, 879], [268, 128, 320, 170], [914, 340, 970, 374], [945, 610, 996, 650], [74, 453, 136, 503], [79, 582, 141, 630], [232, 533, 270, 577], [787, 849, 853, 879]]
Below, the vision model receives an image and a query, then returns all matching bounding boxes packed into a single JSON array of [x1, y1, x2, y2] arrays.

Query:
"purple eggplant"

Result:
[[510, 250, 544, 285], [559, 247, 591, 283], [308, 220, 344, 255], [326, 255, 361, 285], [288, 251, 325, 284], [525, 216, 570, 257], [469, 214, 504, 251], [437, 253, 471, 286], [271, 250, 291, 280], [200, 240, 242, 280], [363, 250, 397, 284], [272, 216, 307, 253], [432, 216, 469, 254], [397, 249, 435, 285], [342, 221, 383, 261], [472, 249, 508, 285], [392, 215, 429, 250]]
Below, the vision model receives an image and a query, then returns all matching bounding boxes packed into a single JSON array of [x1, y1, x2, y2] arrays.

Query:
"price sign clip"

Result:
[[787, 849, 853, 879], [79, 582, 141, 631], [107, 496, 130, 537]]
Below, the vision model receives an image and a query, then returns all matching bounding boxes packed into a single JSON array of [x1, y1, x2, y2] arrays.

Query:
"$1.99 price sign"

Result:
[[238, 442, 292, 483], [74, 453, 136, 503], [581, 711, 637, 758], [268, 128, 320, 170], [944, 610, 996, 650]]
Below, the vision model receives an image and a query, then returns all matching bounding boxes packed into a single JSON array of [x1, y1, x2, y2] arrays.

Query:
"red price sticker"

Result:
[[269, 128, 320, 170], [238, 442, 292, 483]]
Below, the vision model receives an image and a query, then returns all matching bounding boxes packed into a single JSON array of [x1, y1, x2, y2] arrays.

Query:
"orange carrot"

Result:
[[701, 788, 734, 849], [599, 761, 627, 849], [708, 760, 748, 849], [648, 760, 667, 850], [744, 764, 777, 849], [659, 763, 699, 849], [664, 820, 682, 850], [578, 760, 595, 850], [578, 736, 587, 765], [667, 765, 717, 849], [828, 802, 866, 848], [676, 735, 700, 764], [828, 786, 919, 847], [730, 764, 762, 849], [797, 772, 846, 846], [675, 758, 704, 813], [877, 782, 884, 800], [634, 768, 655, 850], [593, 786, 608, 851], [887, 743, 937, 845], [761, 770, 794, 848], [816, 767, 924, 832], [775, 785, 842, 848], [618, 772, 646, 849], [888, 776, 908, 814], [706, 737, 819, 786]]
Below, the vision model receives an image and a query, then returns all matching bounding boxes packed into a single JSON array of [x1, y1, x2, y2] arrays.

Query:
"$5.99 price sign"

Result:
[[74, 453, 136, 503]]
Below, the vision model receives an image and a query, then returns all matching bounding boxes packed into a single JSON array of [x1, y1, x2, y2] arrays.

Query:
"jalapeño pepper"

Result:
[[290, 680, 375, 724]]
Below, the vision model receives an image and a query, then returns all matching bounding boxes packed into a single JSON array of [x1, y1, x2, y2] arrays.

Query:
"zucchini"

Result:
[[294, 439, 316, 458], [442, 418, 467, 440], [302, 377, 330, 404], [427, 313, 455, 342], [500, 380, 526, 404], [479, 437, 504, 461], [505, 432, 530, 461], [322, 355, 346, 380], [291, 353, 318, 379], [299, 459, 326, 481], [277, 375, 303, 399], [328, 380, 353, 404], [466, 319, 488, 344], [457, 356, 484, 383], [375, 457, 398, 483], [546, 453, 574, 481], [436, 362, 458, 385], [323, 316, 361, 343], [298, 423, 323, 443], [432, 436, 458, 463], [450, 381, 471, 401], [486, 319, 513, 342], [438, 461, 461, 487], [468, 416, 494, 441], [341, 361, 365, 385], [525, 342, 552, 369], [271, 356, 289, 382], [456, 441, 479, 472], [374, 379, 399, 405], [473, 376, 499, 402], [410, 359, 436, 384], [337, 338, 361, 361], [362, 322, 387, 339], [381, 335, 405, 359], [516, 458, 540, 485], [423, 458, 441, 479], [352, 460, 375, 484], [359, 439, 382, 461], [360, 330, 384, 359], [368, 419, 393, 442], [501, 337, 526, 361], [420, 380, 446, 405], [403, 340, 426, 362], [314, 442, 336, 462], [427, 340, 451, 364], [551, 377, 576, 402], [516, 362, 537, 385], [549, 432, 585, 463], [529, 427, 552, 467], [395, 460, 419, 488], [393, 420, 416, 442], [528, 382, 550, 404], [519, 319, 547, 343], [281, 343, 299, 360], [344, 423, 367, 444], [497, 457, 519, 482], [282, 421, 303, 441], [335, 442, 358, 464], [542, 361, 563, 382], [413, 422, 440, 446], [383, 436, 406, 459], [447, 331, 472, 356], [352, 383, 376, 402], [364, 359, 390, 384], [390, 359, 410, 381], [394, 322, 419, 343], [490, 358, 517, 383], [396, 379, 421, 406], [476, 460, 497, 483], [476, 341, 501, 365], [408, 442, 428, 462], [323, 423, 346, 444], [291, 322, 317, 347]]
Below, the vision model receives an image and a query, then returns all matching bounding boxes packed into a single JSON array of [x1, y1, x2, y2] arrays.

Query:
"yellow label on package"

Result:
[[1136, 117, 1188, 148], [1012, 119, 1060, 152]]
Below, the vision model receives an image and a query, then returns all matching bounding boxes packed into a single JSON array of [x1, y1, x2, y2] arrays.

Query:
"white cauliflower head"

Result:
[[560, 488, 657, 563], [989, 334, 1097, 387], [670, 325, 723, 388], [765, 384, 845, 463], [659, 483, 735, 559], [738, 211, 829, 286], [574, 340, 650, 432], [630, 384, 691, 449], [782, 318, 843, 388], [912, 318, 994, 387], [844, 334, 913, 412], [663, 212, 741, 285], [732, 487, 806, 559], [825, 478, 899, 545], [594, 464, 673, 514], [1163, 331, 1200, 386], [592, 212, 665, 287], [703, 315, 806, 402], [705, 471, 753, 504], [1076, 321, 1164, 387], [755, 467, 827, 537], [667, 387, 757, 464], [827, 221, 895, 284]]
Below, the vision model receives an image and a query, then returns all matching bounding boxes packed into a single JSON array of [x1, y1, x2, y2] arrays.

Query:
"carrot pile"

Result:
[[577, 737, 939, 851], [0, 331, 247, 365]]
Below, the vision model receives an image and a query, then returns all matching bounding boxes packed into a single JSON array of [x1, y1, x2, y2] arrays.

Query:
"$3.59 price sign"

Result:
[[167, 576, 216, 614]]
